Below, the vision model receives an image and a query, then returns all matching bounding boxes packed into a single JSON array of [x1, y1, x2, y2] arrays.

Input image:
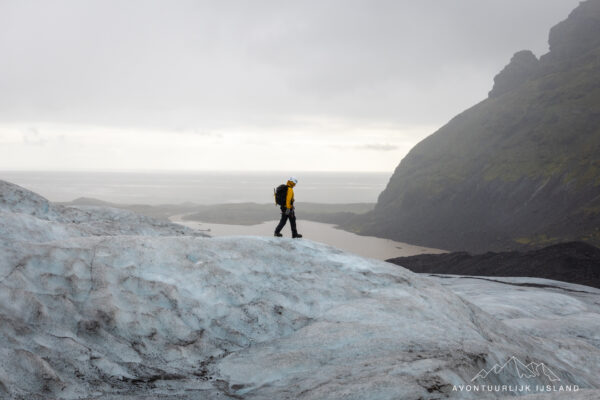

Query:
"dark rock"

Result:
[[489, 50, 538, 98], [546, 0, 600, 62], [387, 242, 600, 289]]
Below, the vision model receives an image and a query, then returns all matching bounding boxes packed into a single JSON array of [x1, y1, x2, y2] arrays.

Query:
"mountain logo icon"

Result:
[[471, 356, 560, 382]]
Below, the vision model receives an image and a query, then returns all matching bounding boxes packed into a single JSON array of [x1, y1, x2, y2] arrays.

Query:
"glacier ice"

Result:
[[0, 180, 599, 399]]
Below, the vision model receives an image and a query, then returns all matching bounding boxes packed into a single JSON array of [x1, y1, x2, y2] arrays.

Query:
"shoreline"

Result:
[[171, 215, 446, 261]]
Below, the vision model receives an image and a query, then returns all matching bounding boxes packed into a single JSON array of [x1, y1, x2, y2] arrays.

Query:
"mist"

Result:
[[0, 0, 580, 172]]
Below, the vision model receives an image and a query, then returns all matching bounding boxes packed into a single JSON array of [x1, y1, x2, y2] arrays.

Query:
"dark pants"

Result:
[[275, 208, 298, 236]]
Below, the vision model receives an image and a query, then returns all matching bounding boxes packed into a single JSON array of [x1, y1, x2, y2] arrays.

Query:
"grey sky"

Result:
[[0, 0, 581, 171]]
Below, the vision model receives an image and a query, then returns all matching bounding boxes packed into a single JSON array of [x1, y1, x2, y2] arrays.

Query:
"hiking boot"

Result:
[[292, 233, 303, 239], [274, 232, 283, 237]]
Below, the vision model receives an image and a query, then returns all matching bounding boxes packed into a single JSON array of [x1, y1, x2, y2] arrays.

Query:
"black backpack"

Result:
[[274, 184, 288, 206]]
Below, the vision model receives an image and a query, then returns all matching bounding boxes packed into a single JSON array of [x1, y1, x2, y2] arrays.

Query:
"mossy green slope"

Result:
[[350, 0, 600, 252]]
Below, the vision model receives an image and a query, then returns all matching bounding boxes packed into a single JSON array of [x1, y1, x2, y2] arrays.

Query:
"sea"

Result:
[[0, 171, 390, 205]]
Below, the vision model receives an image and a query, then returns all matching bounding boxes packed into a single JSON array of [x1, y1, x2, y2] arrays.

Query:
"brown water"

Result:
[[172, 217, 446, 260]]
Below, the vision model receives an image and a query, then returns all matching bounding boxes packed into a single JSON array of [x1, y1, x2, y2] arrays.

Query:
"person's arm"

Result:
[[285, 187, 294, 209]]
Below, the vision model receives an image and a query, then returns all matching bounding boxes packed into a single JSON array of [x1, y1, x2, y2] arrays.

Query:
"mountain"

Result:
[[346, 0, 600, 252], [1, 179, 600, 398], [387, 241, 600, 288]]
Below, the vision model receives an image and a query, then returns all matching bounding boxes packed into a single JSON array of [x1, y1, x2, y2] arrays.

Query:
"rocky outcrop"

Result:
[[347, 0, 600, 252], [489, 50, 538, 98], [546, 0, 600, 62]]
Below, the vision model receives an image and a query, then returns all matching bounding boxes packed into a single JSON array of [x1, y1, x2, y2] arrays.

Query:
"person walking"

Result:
[[274, 177, 302, 238]]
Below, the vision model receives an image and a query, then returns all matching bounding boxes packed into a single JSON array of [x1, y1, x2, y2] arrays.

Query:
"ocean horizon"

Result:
[[0, 170, 390, 205]]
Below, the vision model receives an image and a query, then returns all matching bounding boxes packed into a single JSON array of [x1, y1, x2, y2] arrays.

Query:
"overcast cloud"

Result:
[[0, 0, 581, 171]]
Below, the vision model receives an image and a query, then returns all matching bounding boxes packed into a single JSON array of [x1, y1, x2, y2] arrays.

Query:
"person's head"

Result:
[[287, 177, 298, 187]]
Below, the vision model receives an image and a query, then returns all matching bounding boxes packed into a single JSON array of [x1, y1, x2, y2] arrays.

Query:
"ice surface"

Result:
[[0, 180, 599, 399], [0, 180, 205, 239], [430, 275, 600, 360]]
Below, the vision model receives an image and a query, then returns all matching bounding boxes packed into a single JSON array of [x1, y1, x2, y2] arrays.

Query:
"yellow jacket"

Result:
[[285, 181, 295, 209]]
